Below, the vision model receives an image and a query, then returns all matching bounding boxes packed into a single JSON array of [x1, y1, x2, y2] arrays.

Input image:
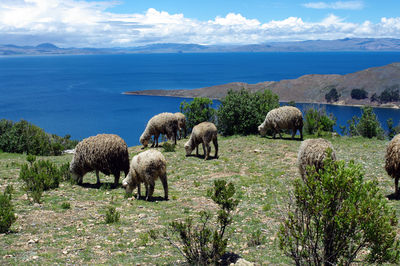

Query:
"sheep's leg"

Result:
[[113, 172, 120, 187], [213, 137, 218, 158], [291, 128, 296, 139], [96, 170, 100, 185], [161, 174, 168, 200], [196, 144, 199, 156], [151, 135, 155, 148], [147, 182, 155, 201], [202, 142, 206, 158], [155, 133, 160, 147], [137, 183, 141, 199], [278, 130, 283, 139], [144, 183, 149, 200], [395, 177, 399, 197], [173, 131, 177, 145], [272, 130, 276, 139], [300, 128, 303, 140], [205, 143, 211, 160]]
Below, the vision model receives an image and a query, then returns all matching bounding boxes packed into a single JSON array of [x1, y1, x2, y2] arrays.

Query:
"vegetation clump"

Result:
[[167, 180, 239, 265], [0, 185, 17, 233], [105, 205, 120, 224], [345, 106, 384, 139], [303, 107, 336, 135], [0, 119, 77, 156], [351, 88, 368, 100], [279, 155, 400, 265], [180, 97, 216, 133], [217, 89, 279, 136], [324, 86, 340, 103]]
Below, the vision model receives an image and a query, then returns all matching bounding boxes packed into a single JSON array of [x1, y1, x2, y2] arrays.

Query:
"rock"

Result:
[[232, 258, 254, 266], [3, 255, 13, 258], [253, 149, 262, 153]]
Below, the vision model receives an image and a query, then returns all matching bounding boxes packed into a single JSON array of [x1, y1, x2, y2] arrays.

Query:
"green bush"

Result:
[[304, 107, 336, 135], [0, 119, 77, 156], [351, 88, 368, 99], [325, 86, 340, 103], [105, 205, 120, 224], [162, 142, 176, 152], [167, 180, 239, 265], [0, 185, 17, 233], [61, 202, 71, 210], [279, 156, 399, 265], [379, 86, 400, 103], [345, 106, 384, 139], [217, 89, 279, 136], [19, 156, 62, 203], [180, 97, 216, 132]]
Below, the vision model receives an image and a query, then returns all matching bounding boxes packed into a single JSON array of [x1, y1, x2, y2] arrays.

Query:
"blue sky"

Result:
[[0, 0, 399, 47]]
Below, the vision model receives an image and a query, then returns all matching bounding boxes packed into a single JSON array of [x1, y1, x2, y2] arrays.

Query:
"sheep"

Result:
[[258, 106, 303, 140], [184, 122, 218, 160], [385, 134, 400, 196], [69, 134, 130, 186], [297, 138, 336, 179], [122, 149, 168, 200], [140, 112, 178, 148], [174, 112, 187, 140]]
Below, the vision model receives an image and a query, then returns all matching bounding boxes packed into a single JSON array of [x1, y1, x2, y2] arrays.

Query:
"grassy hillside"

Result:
[[0, 135, 398, 264]]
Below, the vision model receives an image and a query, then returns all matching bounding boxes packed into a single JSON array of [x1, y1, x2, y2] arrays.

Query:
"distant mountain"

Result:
[[125, 62, 400, 107], [2, 38, 400, 56]]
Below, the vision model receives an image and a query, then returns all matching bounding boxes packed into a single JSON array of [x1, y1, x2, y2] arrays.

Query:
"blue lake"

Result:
[[1, 52, 400, 146]]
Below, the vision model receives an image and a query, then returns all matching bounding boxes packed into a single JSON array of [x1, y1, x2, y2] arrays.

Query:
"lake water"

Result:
[[1, 52, 400, 146]]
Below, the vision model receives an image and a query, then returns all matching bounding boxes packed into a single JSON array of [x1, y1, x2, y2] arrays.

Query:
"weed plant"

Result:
[[0, 185, 17, 233]]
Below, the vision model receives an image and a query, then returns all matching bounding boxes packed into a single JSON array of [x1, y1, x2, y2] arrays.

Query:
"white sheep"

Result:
[[185, 122, 218, 160], [258, 106, 303, 140], [140, 112, 178, 148], [122, 149, 168, 200], [69, 134, 130, 186], [297, 138, 336, 179], [385, 134, 400, 196]]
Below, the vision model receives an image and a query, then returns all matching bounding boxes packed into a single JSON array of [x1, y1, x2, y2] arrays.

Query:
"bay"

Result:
[[1, 52, 400, 146]]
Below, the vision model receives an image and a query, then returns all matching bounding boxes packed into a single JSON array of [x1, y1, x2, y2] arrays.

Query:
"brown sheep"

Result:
[[258, 106, 303, 140], [70, 134, 130, 186], [184, 122, 218, 160], [174, 112, 187, 140], [297, 138, 336, 179], [385, 134, 400, 196]]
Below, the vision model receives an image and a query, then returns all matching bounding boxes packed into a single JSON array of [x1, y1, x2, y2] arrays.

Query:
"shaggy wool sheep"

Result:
[[140, 112, 178, 148], [122, 149, 168, 200], [174, 112, 187, 140], [297, 138, 336, 179], [385, 134, 400, 196], [70, 134, 130, 186], [258, 106, 303, 140], [184, 122, 218, 160]]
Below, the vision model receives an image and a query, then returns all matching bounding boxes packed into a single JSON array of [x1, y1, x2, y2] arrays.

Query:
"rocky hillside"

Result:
[[125, 62, 400, 106]]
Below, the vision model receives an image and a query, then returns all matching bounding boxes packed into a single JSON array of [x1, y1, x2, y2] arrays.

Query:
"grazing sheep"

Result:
[[258, 106, 303, 140], [385, 134, 400, 196], [70, 134, 130, 186], [122, 150, 168, 200], [185, 122, 218, 160], [174, 112, 187, 139], [297, 138, 336, 179], [140, 112, 178, 148]]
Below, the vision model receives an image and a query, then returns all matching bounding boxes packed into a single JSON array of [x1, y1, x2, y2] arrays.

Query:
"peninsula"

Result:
[[124, 63, 400, 107]]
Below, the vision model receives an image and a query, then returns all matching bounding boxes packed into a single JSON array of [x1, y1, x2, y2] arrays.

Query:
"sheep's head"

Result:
[[139, 133, 149, 148], [258, 122, 268, 136], [69, 157, 83, 184], [184, 140, 193, 156], [122, 171, 137, 194]]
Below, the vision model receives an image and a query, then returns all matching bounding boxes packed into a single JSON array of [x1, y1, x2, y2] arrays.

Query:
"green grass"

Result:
[[0, 134, 398, 264]]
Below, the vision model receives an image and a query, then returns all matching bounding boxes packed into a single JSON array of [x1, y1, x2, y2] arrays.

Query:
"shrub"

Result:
[[217, 89, 279, 136], [345, 106, 384, 139], [61, 202, 71, 210], [325, 86, 340, 103], [162, 142, 176, 152], [105, 205, 120, 224], [303, 107, 336, 135], [370, 92, 379, 102], [0, 185, 17, 233], [247, 228, 266, 247], [180, 97, 216, 132], [351, 88, 368, 99], [0, 119, 77, 156], [379, 86, 400, 103], [387, 118, 400, 140], [59, 162, 72, 182], [19, 156, 62, 203], [279, 155, 400, 265], [167, 180, 239, 265]]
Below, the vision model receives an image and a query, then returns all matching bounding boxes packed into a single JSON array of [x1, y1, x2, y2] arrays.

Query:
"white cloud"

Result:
[[0, 0, 399, 47], [303, 1, 364, 10]]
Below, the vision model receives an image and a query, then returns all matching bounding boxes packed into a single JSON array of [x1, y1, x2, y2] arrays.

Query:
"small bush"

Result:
[[325, 86, 340, 103], [247, 228, 266, 247], [345, 106, 384, 139], [217, 89, 279, 136], [19, 156, 62, 203], [304, 107, 336, 135], [61, 202, 71, 210], [162, 142, 176, 152], [351, 88, 368, 99], [0, 185, 17, 233], [279, 156, 400, 265], [379, 86, 400, 103], [167, 180, 239, 265], [105, 206, 120, 224], [180, 97, 216, 133]]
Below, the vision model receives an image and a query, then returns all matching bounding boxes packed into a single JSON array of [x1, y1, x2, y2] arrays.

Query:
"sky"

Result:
[[0, 0, 399, 47]]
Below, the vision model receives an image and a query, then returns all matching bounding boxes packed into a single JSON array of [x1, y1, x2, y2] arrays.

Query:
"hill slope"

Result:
[[125, 63, 400, 106]]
